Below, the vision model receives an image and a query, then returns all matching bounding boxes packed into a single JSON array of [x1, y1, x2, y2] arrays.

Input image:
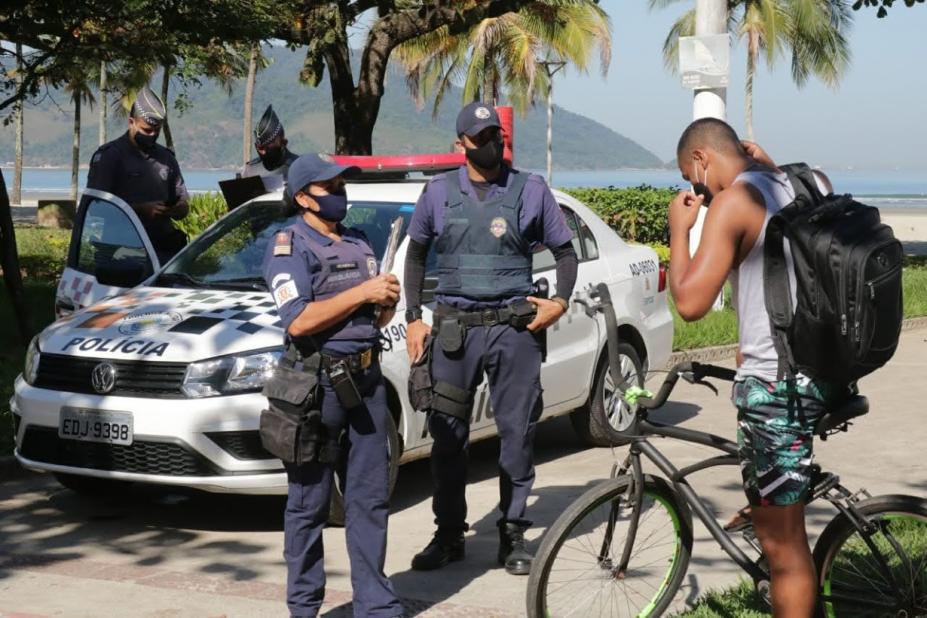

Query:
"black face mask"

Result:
[[691, 164, 713, 206], [135, 131, 159, 151], [259, 146, 285, 170], [465, 138, 504, 170]]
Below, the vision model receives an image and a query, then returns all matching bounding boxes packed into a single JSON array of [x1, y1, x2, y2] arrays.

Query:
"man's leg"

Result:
[[734, 376, 829, 618], [411, 325, 483, 570], [341, 366, 402, 618], [752, 503, 817, 617], [484, 325, 543, 574]]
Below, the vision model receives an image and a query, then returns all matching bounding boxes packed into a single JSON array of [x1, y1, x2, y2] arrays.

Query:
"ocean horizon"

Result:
[[5, 166, 927, 209]]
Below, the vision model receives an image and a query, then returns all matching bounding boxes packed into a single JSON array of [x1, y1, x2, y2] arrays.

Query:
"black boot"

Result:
[[411, 529, 465, 571], [498, 522, 532, 575]]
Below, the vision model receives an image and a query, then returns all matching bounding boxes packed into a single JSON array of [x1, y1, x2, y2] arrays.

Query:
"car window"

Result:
[[75, 198, 154, 286], [161, 199, 416, 287], [532, 206, 595, 273]]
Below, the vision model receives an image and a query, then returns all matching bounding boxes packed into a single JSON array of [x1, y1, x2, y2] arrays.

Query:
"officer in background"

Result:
[[403, 103, 579, 575], [263, 153, 403, 618], [242, 104, 299, 192], [86, 86, 189, 263]]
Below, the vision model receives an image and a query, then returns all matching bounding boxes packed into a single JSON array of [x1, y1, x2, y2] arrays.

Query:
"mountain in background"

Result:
[[0, 46, 663, 171]]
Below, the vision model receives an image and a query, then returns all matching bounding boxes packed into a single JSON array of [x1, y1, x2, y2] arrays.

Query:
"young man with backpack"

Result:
[[668, 118, 901, 617]]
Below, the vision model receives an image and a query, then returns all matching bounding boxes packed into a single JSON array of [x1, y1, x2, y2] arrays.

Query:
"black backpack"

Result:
[[764, 163, 904, 385]]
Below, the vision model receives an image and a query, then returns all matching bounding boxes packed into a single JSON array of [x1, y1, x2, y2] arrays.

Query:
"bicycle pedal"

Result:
[[809, 472, 840, 500]]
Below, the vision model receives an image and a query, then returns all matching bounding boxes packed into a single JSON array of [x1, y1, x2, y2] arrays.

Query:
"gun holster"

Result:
[[259, 344, 323, 465], [408, 334, 435, 412], [508, 299, 537, 329]]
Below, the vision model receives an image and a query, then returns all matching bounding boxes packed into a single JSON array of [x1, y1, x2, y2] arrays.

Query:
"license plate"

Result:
[[58, 408, 133, 446]]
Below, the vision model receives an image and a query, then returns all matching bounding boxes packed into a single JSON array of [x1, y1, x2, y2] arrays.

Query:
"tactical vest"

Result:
[[433, 170, 533, 300], [290, 224, 379, 347]]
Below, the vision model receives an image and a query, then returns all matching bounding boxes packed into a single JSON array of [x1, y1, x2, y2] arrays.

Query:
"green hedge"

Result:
[[174, 192, 228, 239], [563, 185, 677, 246]]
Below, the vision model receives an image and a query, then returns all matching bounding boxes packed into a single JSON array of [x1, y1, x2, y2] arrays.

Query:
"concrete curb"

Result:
[[666, 316, 927, 367]]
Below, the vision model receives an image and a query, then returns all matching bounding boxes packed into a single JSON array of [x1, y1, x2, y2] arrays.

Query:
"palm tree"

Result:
[[653, 0, 852, 140], [395, 0, 611, 116], [63, 75, 96, 202], [12, 42, 24, 206]]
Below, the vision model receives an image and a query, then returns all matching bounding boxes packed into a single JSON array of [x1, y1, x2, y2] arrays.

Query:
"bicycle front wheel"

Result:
[[813, 493, 927, 617], [527, 474, 693, 618]]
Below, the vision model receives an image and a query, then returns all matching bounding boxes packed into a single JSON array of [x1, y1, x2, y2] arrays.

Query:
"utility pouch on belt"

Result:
[[408, 335, 435, 412], [508, 299, 537, 329], [329, 360, 364, 409], [260, 348, 321, 464], [437, 316, 466, 354]]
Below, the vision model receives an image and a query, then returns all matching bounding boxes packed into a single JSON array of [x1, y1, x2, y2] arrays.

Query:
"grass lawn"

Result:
[[672, 580, 768, 617]]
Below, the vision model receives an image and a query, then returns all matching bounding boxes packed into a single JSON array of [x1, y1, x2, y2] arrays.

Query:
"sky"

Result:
[[550, 1, 927, 170]]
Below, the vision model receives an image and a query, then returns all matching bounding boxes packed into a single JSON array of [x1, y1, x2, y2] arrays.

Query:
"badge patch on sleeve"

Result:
[[367, 256, 378, 276], [274, 231, 293, 256], [273, 280, 299, 307], [489, 217, 507, 238]]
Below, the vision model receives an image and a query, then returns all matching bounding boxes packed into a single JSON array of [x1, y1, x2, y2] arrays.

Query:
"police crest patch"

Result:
[[367, 256, 378, 276], [489, 217, 507, 238], [273, 231, 292, 256], [475, 106, 491, 119]]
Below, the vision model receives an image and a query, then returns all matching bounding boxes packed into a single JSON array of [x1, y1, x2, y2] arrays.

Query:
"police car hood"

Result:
[[39, 287, 284, 362]]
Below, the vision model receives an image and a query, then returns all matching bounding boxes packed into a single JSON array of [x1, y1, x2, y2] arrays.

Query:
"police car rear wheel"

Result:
[[570, 343, 644, 447], [327, 411, 401, 527], [54, 473, 131, 497]]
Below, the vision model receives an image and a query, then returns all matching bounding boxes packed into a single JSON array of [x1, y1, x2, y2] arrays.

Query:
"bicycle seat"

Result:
[[814, 395, 869, 436]]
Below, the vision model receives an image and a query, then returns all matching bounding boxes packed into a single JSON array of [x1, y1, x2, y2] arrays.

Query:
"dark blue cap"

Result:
[[286, 153, 360, 197], [456, 102, 501, 137]]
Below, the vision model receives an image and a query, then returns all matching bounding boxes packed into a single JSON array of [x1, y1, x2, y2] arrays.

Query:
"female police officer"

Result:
[[263, 153, 403, 618]]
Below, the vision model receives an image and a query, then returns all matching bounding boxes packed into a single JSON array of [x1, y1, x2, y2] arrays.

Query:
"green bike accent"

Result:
[[638, 492, 684, 617]]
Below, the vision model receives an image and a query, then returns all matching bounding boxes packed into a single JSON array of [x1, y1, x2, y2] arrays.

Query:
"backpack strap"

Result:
[[779, 162, 826, 204], [763, 214, 797, 380]]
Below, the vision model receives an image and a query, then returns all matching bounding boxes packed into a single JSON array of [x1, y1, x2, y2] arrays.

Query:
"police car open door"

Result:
[[56, 189, 160, 317]]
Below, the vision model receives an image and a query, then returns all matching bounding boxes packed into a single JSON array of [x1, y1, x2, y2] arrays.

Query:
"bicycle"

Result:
[[526, 285, 927, 618]]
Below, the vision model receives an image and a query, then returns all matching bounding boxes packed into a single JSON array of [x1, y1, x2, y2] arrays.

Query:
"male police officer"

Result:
[[242, 104, 299, 192], [87, 86, 189, 263], [263, 153, 403, 618], [404, 102, 579, 575]]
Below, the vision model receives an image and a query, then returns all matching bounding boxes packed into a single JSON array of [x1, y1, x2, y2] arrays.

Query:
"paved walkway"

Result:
[[2, 327, 926, 617]]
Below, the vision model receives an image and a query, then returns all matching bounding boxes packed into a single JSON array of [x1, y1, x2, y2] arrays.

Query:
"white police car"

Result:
[[12, 164, 672, 518]]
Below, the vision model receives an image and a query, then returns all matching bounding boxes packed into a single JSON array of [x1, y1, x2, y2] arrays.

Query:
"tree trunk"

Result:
[[326, 25, 373, 155], [71, 92, 80, 202], [243, 45, 258, 167], [161, 65, 174, 152], [0, 169, 31, 344], [99, 61, 108, 145], [745, 35, 757, 141], [12, 43, 24, 206]]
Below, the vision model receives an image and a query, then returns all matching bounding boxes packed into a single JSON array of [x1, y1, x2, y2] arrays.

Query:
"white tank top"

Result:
[[728, 170, 797, 381]]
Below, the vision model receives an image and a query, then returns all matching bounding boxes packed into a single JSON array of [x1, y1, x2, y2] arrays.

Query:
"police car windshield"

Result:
[[157, 199, 414, 290]]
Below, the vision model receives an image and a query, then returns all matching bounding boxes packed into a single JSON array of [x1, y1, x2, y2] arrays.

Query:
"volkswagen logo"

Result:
[[91, 363, 117, 394]]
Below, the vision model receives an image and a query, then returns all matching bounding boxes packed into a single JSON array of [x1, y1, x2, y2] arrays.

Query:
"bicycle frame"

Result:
[[613, 418, 770, 584]]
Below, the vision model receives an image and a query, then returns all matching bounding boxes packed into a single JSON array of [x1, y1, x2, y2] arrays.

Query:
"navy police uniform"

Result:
[[241, 148, 299, 192], [86, 88, 189, 263], [263, 156, 401, 618], [406, 104, 573, 571]]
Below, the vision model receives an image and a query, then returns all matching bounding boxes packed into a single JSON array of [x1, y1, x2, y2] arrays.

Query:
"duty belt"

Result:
[[434, 303, 536, 328], [320, 347, 378, 373]]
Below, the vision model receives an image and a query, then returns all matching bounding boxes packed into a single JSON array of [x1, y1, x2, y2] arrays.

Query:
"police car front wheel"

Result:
[[570, 343, 644, 448]]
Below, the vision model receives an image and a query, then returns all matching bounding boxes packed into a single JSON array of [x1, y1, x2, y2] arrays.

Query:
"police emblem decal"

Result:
[[475, 106, 491, 119], [367, 257, 378, 276], [159, 166, 169, 181], [489, 217, 507, 238]]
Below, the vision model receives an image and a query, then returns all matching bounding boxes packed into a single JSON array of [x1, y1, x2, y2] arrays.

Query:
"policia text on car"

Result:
[[260, 153, 403, 618], [404, 103, 579, 575]]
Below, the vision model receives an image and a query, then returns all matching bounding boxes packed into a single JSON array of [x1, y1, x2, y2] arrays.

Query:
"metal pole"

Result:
[[539, 60, 565, 186], [693, 0, 727, 121]]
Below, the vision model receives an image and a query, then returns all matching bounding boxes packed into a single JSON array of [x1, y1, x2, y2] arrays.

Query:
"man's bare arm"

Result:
[[669, 185, 754, 321]]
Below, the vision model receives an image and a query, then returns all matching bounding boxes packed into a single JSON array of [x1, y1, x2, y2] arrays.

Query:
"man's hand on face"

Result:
[[668, 190, 705, 235]]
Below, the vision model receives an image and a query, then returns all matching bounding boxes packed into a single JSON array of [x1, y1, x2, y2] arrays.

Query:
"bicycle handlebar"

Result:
[[636, 362, 737, 410]]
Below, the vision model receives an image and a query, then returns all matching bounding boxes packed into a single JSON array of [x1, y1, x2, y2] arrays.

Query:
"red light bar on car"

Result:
[[330, 105, 514, 174]]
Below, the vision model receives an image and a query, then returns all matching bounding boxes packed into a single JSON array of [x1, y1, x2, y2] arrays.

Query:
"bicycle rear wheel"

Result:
[[527, 474, 693, 618], [813, 494, 927, 617]]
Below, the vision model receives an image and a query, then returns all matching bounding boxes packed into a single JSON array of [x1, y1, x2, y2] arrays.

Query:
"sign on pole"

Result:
[[679, 34, 731, 90]]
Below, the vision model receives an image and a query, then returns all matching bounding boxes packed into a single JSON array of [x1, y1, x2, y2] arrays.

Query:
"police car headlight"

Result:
[[24, 336, 41, 385], [182, 350, 282, 398]]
